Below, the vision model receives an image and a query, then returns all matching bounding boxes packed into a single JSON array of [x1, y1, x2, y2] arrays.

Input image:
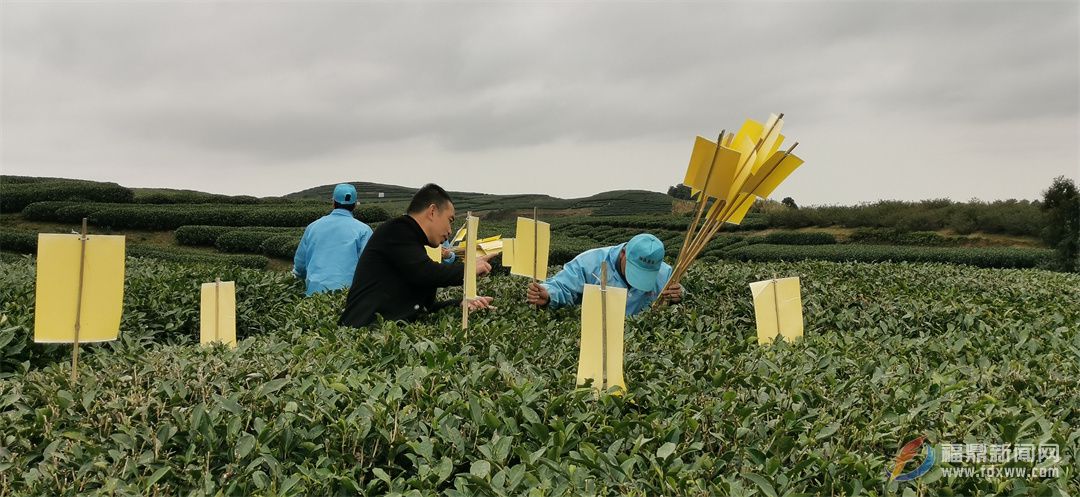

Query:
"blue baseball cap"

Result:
[[624, 233, 665, 292], [333, 183, 357, 205]]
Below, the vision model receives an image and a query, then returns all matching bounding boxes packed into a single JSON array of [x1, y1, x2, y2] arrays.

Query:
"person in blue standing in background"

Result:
[[524, 233, 684, 316], [292, 183, 374, 295]]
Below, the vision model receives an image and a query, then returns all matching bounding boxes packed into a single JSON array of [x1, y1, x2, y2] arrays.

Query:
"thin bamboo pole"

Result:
[[71, 218, 89, 383], [664, 117, 792, 294], [214, 278, 221, 343], [532, 207, 538, 282], [771, 275, 781, 340], [673, 131, 725, 272], [462, 211, 473, 331], [600, 261, 608, 391]]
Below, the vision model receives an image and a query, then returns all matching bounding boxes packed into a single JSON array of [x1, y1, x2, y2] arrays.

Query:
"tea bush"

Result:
[[0, 179, 134, 213], [0, 258, 301, 373], [728, 244, 1054, 269], [20, 204, 391, 231], [0, 258, 1076, 495]]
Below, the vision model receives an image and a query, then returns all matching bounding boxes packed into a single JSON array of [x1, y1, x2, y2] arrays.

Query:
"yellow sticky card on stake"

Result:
[[452, 225, 467, 246], [463, 215, 479, 300], [34, 234, 125, 343], [727, 135, 759, 200], [749, 277, 804, 344], [724, 193, 756, 225], [753, 114, 785, 172], [576, 284, 627, 394], [732, 118, 764, 152], [478, 239, 503, 256], [502, 239, 515, 271], [683, 136, 742, 199], [425, 245, 442, 262], [741, 150, 805, 199], [200, 281, 237, 347], [683, 136, 717, 191], [512, 217, 550, 280]]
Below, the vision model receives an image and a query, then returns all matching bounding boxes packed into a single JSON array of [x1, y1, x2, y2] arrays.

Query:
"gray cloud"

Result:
[[2, 1, 1076, 203]]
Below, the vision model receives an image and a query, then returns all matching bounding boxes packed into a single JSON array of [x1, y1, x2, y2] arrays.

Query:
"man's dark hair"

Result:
[[333, 202, 356, 212], [407, 183, 453, 214]]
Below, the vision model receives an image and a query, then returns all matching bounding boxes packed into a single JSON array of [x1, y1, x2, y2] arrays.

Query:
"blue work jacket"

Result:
[[293, 209, 373, 295], [541, 243, 674, 316]]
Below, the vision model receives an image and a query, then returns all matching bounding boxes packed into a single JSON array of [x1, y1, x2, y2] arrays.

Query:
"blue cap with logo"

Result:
[[624, 233, 665, 292], [333, 183, 357, 205]]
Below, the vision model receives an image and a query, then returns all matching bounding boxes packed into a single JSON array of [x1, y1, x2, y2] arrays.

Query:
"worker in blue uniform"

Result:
[[292, 183, 374, 295], [525, 233, 684, 316]]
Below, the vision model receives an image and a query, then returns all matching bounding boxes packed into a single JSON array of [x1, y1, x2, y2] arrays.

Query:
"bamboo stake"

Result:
[[673, 130, 725, 272], [214, 278, 221, 343], [664, 123, 794, 295], [600, 261, 608, 391], [532, 207, 538, 282], [656, 198, 728, 302], [679, 142, 799, 269], [462, 300, 469, 332], [772, 274, 781, 341], [462, 211, 473, 331], [71, 218, 88, 383], [658, 186, 732, 303]]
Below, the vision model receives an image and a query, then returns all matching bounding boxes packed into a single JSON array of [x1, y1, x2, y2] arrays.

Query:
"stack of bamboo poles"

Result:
[[655, 113, 806, 306]]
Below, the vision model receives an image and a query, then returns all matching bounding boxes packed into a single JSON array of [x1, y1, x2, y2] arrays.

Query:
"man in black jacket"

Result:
[[339, 184, 494, 328]]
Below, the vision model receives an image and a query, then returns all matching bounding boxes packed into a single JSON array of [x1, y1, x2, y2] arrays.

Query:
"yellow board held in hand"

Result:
[[576, 284, 627, 395], [200, 281, 236, 347], [683, 136, 742, 199], [34, 234, 125, 343], [749, 277, 804, 344], [511, 217, 550, 280]]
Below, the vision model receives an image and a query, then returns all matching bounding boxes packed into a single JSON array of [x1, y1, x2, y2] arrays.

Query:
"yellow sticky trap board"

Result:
[[425, 245, 442, 262], [200, 281, 237, 347], [749, 277, 804, 344], [34, 234, 125, 343], [724, 192, 756, 225], [732, 118, 764, 152], [728, 135, 759, 192], [683, 136, 742, 199], [752, 114, 785, 173], [683, 136, 717, 190], [463, 216, 479, 299], [511, 217, 550, 280], [741, 151, 804, 199], [502, 239, 515, 271], [452, 225, 467, 245], [576, 284, 628, 394], [478, 239, 503, 256]]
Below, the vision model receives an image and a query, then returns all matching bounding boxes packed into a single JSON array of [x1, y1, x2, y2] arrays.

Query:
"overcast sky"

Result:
[[2, 1, 1077, 205]]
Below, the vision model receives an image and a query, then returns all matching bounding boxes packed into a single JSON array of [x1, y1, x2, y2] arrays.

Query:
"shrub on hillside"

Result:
[[0, 179, 134, 212]]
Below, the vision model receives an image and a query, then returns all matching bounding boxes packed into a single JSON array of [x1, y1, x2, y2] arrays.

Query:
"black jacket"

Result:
[[339, 215, 464, 328]]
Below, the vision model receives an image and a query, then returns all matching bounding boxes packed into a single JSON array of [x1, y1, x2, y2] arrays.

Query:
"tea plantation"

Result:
[[1, 256, 1077, 496]]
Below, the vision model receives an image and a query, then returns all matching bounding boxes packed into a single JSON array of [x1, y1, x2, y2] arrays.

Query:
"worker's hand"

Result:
[[467, 296, 494, 311], [441, 247, 452, 260], [476, 258, 492, 276], [661, 283, 683, 304], [480, 253, 498, 264], [526, 281, 550, 307]]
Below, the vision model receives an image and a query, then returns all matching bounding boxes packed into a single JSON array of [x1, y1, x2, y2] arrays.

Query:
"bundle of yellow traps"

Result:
[[656, 113, 806, 305]]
